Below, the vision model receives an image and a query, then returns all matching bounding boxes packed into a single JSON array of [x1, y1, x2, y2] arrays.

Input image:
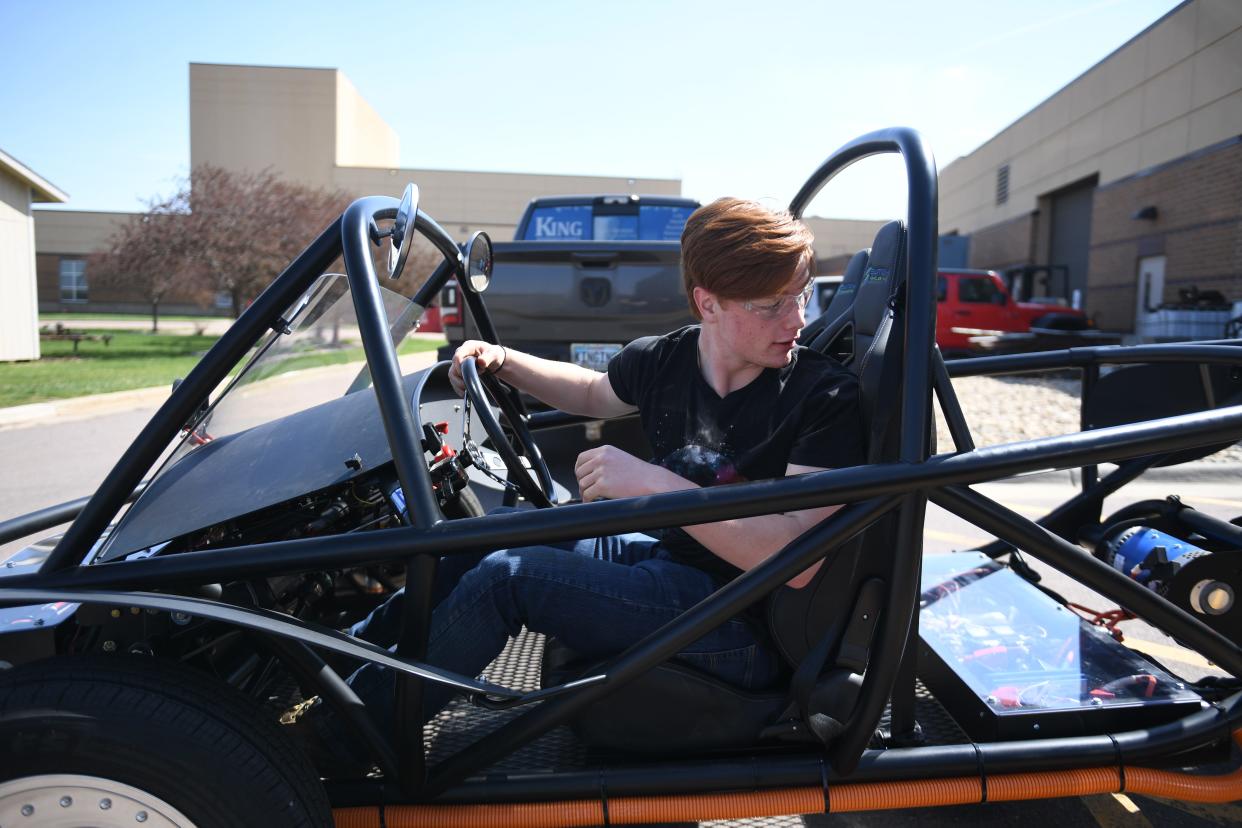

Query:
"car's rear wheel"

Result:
[[0, 655, 332, 828]]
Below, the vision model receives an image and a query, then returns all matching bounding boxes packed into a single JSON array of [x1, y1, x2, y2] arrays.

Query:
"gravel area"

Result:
[[934, 374, 1242, 464]]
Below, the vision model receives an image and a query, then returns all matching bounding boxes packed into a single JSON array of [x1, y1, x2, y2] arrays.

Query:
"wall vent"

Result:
[[996, 164, 1010, 205]]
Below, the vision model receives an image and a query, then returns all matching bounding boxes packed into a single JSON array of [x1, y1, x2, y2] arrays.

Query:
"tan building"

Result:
[[940, 0, 1242, 333], [1, 149, 66, 361], [37, 62, 879, 314], [804, 217, 889, 274]]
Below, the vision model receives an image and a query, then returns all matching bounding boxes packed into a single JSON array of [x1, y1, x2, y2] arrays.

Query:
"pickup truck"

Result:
[[439, 194, 700, 370], [936, 268, 1092, 355]]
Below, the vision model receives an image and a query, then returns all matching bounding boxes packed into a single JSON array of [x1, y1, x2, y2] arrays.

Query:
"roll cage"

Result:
[[1, 128, 1242, 813]]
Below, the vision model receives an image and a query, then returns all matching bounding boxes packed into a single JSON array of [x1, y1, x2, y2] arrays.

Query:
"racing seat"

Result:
[[543, 220, 910, 754], [797, 247, 868, 361]]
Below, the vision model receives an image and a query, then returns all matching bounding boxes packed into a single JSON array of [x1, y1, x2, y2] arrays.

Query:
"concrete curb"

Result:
[[988, 462, 1242, 484], [0, 385, 171, 430], [1129, 461, 1242, 482], [0, 350, 441, 431]]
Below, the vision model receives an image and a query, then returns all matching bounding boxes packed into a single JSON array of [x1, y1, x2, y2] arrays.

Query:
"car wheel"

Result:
[[443, 484, 485, 519], [0, 655, 332, 828]]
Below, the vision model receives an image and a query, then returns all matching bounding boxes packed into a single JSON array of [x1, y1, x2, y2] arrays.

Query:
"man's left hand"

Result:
[[574, 445, 690, 502]]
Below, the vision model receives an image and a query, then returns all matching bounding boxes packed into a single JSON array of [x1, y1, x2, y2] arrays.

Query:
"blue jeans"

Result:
[[345, 529, 781, 731]]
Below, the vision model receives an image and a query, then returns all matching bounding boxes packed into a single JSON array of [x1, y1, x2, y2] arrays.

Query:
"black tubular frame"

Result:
[[3, 126, 1242, 806], [789, 126, 941, 770]]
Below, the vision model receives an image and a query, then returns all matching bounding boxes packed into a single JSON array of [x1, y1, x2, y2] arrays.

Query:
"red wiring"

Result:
[[1067, 602, 1135, 642]]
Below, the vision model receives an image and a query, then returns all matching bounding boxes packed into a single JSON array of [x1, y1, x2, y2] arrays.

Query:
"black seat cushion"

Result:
[[543, 654, 788, 754]]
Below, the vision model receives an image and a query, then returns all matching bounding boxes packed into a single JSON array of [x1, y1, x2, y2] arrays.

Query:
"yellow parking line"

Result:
[[1124, 637, 1216, 671], [1082, 792, 1153, 828]]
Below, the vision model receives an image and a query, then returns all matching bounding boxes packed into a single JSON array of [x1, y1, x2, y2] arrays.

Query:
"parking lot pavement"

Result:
[[0, 350, 438, 563]]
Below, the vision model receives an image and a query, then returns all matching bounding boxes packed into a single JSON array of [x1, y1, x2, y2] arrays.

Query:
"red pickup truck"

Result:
[[936, 269, 1090, 355]]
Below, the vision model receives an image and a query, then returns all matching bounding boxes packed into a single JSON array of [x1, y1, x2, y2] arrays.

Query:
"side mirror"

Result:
[[463, 231, 493, 293], [387, 183, 420, 280]]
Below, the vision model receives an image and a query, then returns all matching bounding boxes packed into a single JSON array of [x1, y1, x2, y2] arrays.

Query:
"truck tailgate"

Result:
[[468, 241, 693, 345]]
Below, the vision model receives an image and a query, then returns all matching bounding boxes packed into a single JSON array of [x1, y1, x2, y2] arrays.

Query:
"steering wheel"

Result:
[[460, 357, 557, 507]]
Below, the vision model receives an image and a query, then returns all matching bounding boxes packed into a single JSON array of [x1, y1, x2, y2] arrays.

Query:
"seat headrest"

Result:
[[817, 249, 867, 325], [851, 221, 906, 339]]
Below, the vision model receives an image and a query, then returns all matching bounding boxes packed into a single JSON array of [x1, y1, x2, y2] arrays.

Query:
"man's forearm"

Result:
[[497, 349, 631, 419], [682, 512, 829, 587]]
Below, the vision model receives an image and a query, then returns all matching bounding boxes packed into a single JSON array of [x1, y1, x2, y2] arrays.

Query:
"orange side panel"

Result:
[[335, 730, 1242, 827]]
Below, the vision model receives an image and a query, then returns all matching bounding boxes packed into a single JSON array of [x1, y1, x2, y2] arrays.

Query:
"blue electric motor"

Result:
[[1101, 526, 1210, 595]]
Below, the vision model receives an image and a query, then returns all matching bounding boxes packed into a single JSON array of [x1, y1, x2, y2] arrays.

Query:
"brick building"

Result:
[[939, 0, 1242, 335]]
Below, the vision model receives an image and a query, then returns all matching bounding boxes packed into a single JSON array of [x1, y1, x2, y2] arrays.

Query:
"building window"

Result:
[[995, 164, 1010, 206], [59, 259, 88, 303]]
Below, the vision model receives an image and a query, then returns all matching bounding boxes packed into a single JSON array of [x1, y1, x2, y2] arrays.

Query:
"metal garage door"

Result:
[[1048, 177, 1097, 307]]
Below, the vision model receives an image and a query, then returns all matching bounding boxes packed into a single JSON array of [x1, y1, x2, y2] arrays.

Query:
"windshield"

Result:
[[97, 273, 426, 559]]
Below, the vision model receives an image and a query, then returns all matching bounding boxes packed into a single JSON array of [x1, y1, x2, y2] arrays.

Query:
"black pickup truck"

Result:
[[439, 194, 699, 369]]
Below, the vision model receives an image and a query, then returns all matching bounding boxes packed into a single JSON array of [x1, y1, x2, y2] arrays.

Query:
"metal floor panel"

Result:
[[422, 628, 968, 778]]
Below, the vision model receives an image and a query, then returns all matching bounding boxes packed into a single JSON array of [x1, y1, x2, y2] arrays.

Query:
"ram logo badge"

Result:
[[580, 277, 611, 307]]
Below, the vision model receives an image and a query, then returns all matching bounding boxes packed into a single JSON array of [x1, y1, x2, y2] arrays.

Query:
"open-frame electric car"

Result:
[[2, 128, 1242, 827]]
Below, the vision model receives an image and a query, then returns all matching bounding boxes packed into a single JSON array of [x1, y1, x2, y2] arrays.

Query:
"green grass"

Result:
[[0, 330, 445, 408], [40, 312, 228, 323]]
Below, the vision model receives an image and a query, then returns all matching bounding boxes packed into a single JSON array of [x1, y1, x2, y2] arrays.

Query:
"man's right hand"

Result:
[[448, 340, 506, 396]]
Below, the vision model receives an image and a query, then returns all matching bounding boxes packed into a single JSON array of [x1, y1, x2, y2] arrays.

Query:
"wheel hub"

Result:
[[0, 774, 194, 827]]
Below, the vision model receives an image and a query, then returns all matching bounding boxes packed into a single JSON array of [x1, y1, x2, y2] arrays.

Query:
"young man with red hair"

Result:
[[348, 197, 865, 728]]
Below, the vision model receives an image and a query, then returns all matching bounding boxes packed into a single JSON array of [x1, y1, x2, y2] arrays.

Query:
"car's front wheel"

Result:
[[0, 655, 332, 828]]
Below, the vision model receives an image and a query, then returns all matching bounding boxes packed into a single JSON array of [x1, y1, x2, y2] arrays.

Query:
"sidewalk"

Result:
[[0, 350, 440, 431], [992, 462, 1242, 485]]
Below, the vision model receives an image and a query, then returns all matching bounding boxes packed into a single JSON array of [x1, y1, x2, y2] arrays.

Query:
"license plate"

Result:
[[571, 342, 621, 372]]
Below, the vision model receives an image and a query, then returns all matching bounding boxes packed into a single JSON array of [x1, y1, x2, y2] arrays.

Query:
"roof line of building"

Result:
[[338, 164, 681, 185], [944, 0, 1192, 170], [31, 207, 138, 216], [189, 61, 337, 73], [0, 147, 68, 203]]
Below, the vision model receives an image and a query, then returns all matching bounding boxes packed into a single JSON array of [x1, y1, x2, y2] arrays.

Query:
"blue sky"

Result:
[[1, 0, 1182, 220]]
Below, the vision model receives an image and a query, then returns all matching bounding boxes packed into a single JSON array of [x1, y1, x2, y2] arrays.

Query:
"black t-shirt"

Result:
[[606, 325, 866, 583]]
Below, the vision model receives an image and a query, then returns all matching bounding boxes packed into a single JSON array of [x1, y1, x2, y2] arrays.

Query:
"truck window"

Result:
[[638, 205, 695, 240], [594, 214, 639, 241], [523, 203, 695, 241], [526, 205, 592, 240], [958, 276, 1001, 304], [936, 276, 947, 302]]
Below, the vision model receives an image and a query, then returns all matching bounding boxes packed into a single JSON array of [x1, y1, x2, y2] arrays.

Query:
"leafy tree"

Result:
[[92, 166, 444, 329], [181, 166, 350, 318], [88, 194, 201, 332]]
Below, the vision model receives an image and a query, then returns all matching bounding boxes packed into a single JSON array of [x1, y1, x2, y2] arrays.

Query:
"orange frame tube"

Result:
[[333, 731, 1242, 828]]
